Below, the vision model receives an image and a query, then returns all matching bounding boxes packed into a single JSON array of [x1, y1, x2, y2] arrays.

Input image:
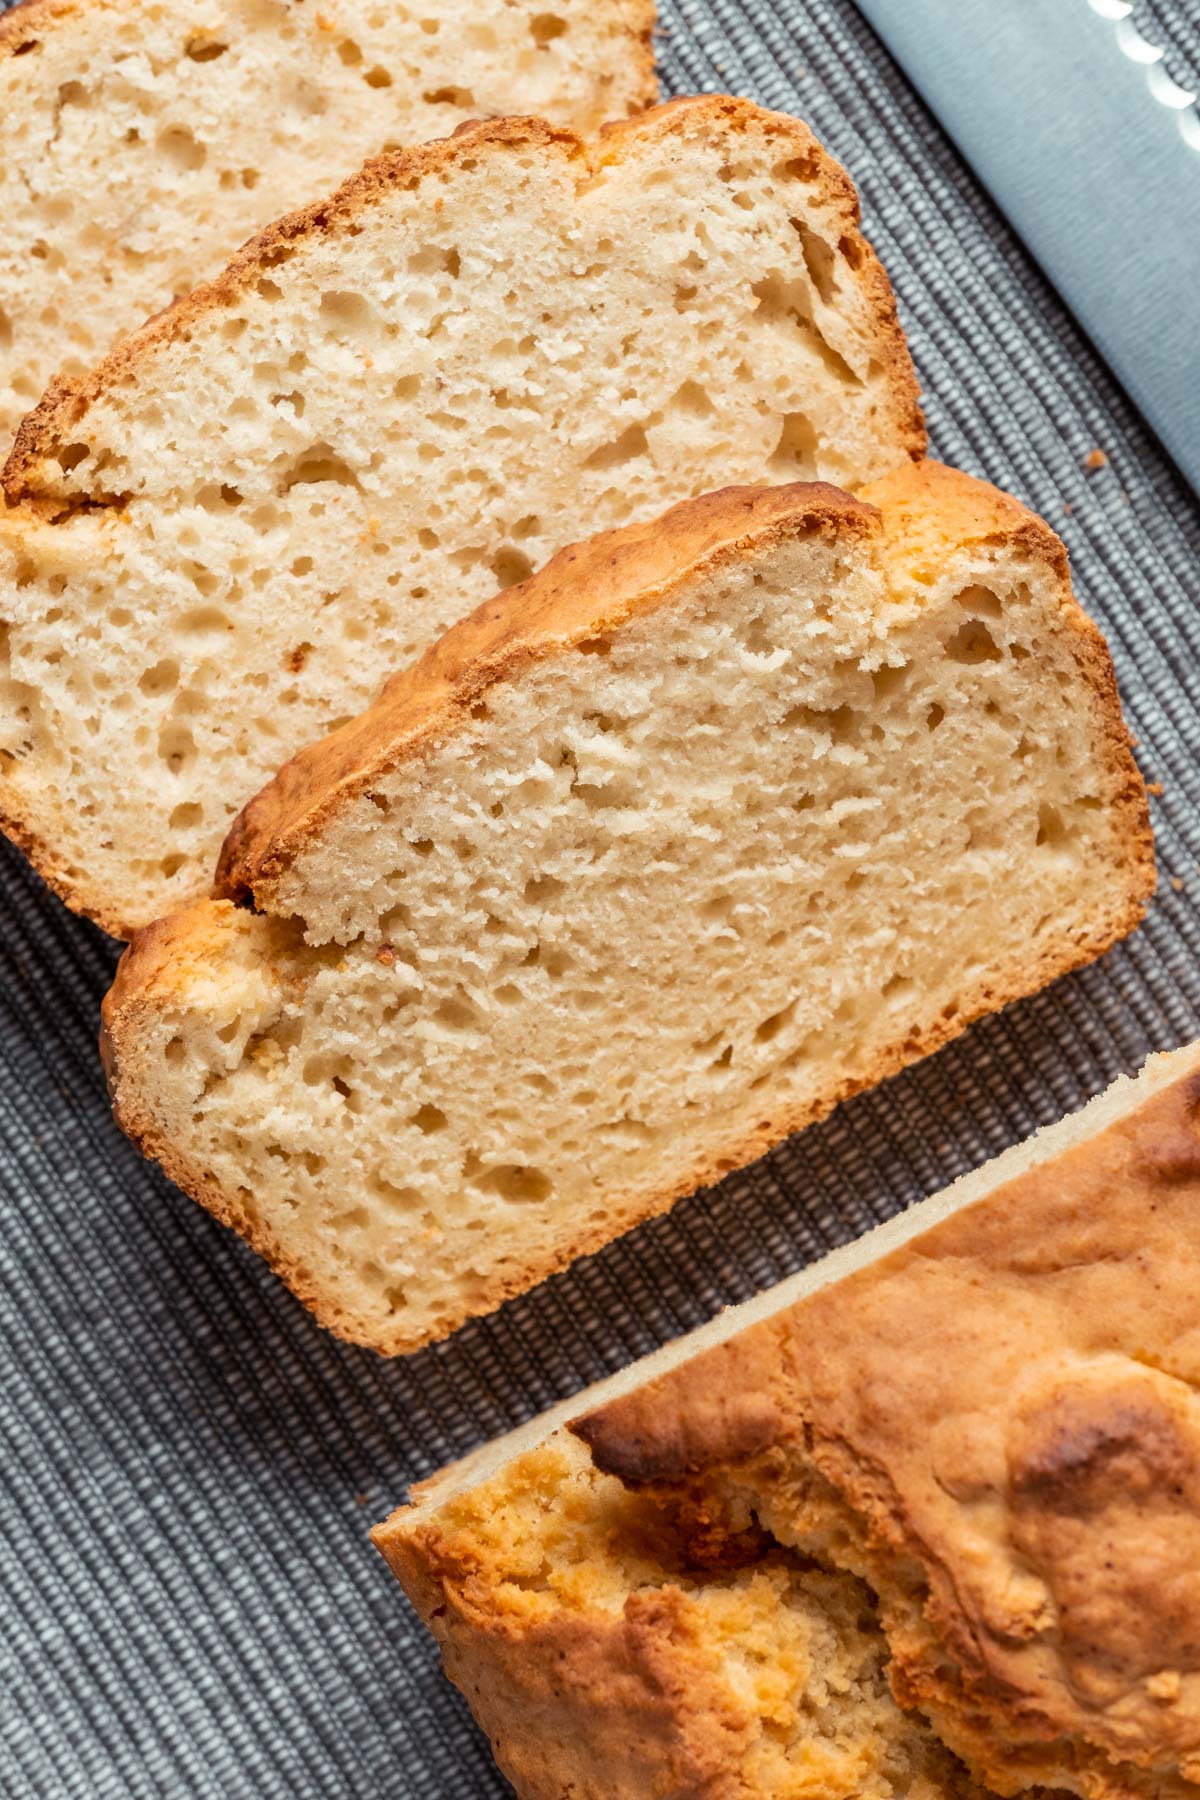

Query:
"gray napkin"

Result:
[[2, 2, 1199, 1794]]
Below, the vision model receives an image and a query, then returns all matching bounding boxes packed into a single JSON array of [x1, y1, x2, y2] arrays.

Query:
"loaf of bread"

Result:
[[0, 95, 924, 934], [375, 1041, 1200, 1800], [0, 0, 656, 447], [101, 462, 1153, 1355]]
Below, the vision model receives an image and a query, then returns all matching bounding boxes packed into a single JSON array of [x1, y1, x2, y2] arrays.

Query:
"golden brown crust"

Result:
[[381, 1515, 1003, 1800], [862, 458, 1068, 583], [376, 1060, 1200, 1799], [216, 480, 875, 903], [0, 0, 84, 54], [379, 1514, 755, 1800], [575, 1064, 1200, 1795], [2, 94, 924, 503]]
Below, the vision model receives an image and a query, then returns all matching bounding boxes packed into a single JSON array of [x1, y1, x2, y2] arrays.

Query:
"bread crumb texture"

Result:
[[101, 465, 1152, 1355], [0, 95, 922, 932], [0, 0, 656, 444], [376, 1060, 1200, 1799]]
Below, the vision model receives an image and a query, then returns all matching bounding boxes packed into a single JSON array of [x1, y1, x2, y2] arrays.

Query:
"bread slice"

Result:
[[0, 94, 925, 934], [374, 1041, 1200, 1800], [0, 0, 656, 447], [101, 462, 1153, 1355]]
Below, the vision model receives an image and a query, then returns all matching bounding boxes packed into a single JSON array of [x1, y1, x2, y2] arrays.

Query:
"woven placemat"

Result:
[[2, 2, 1199, 1794]]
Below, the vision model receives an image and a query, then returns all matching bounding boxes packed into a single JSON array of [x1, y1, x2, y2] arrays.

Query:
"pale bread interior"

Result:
[[107, 499, 1148, 1354], [0, 100, 919, 931], [0, 0, 654, 444]]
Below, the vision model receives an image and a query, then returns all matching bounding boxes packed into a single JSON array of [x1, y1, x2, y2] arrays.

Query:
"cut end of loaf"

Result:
[[374, 1434, 997, 1800], [102, 463, 1152, 1357], [375, 1045, 1200, 1800]]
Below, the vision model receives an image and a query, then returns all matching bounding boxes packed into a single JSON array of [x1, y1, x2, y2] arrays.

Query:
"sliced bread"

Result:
[[0, 95, 924, 933], [0, 0, 656, 445], [374, 1041, 1200, 1800], [101, 463, 1153, 1355]]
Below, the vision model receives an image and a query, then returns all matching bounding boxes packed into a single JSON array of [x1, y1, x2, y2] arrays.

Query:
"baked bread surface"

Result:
[[0, 0, 656, 444], [101, 463, 1152, 1355], [375, 1045, 1200, 1799], [0, 93, 923, 932]]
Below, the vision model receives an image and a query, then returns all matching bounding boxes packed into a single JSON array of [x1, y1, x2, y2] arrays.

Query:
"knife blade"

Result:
[[854, 0, 1200, 493]]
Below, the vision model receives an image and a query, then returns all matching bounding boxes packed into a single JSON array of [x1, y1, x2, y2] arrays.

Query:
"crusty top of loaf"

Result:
[[574, 1062, 1200, 1791], [2, 93, 922, 504], [215, 459, 1116, 911]]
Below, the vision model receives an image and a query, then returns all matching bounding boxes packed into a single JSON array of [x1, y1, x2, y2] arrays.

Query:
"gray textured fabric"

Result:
[[2, 3, 1199, 1795]]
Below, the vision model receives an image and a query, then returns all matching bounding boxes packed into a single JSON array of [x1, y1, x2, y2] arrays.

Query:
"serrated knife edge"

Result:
[[855, 0, 1200, 493]]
